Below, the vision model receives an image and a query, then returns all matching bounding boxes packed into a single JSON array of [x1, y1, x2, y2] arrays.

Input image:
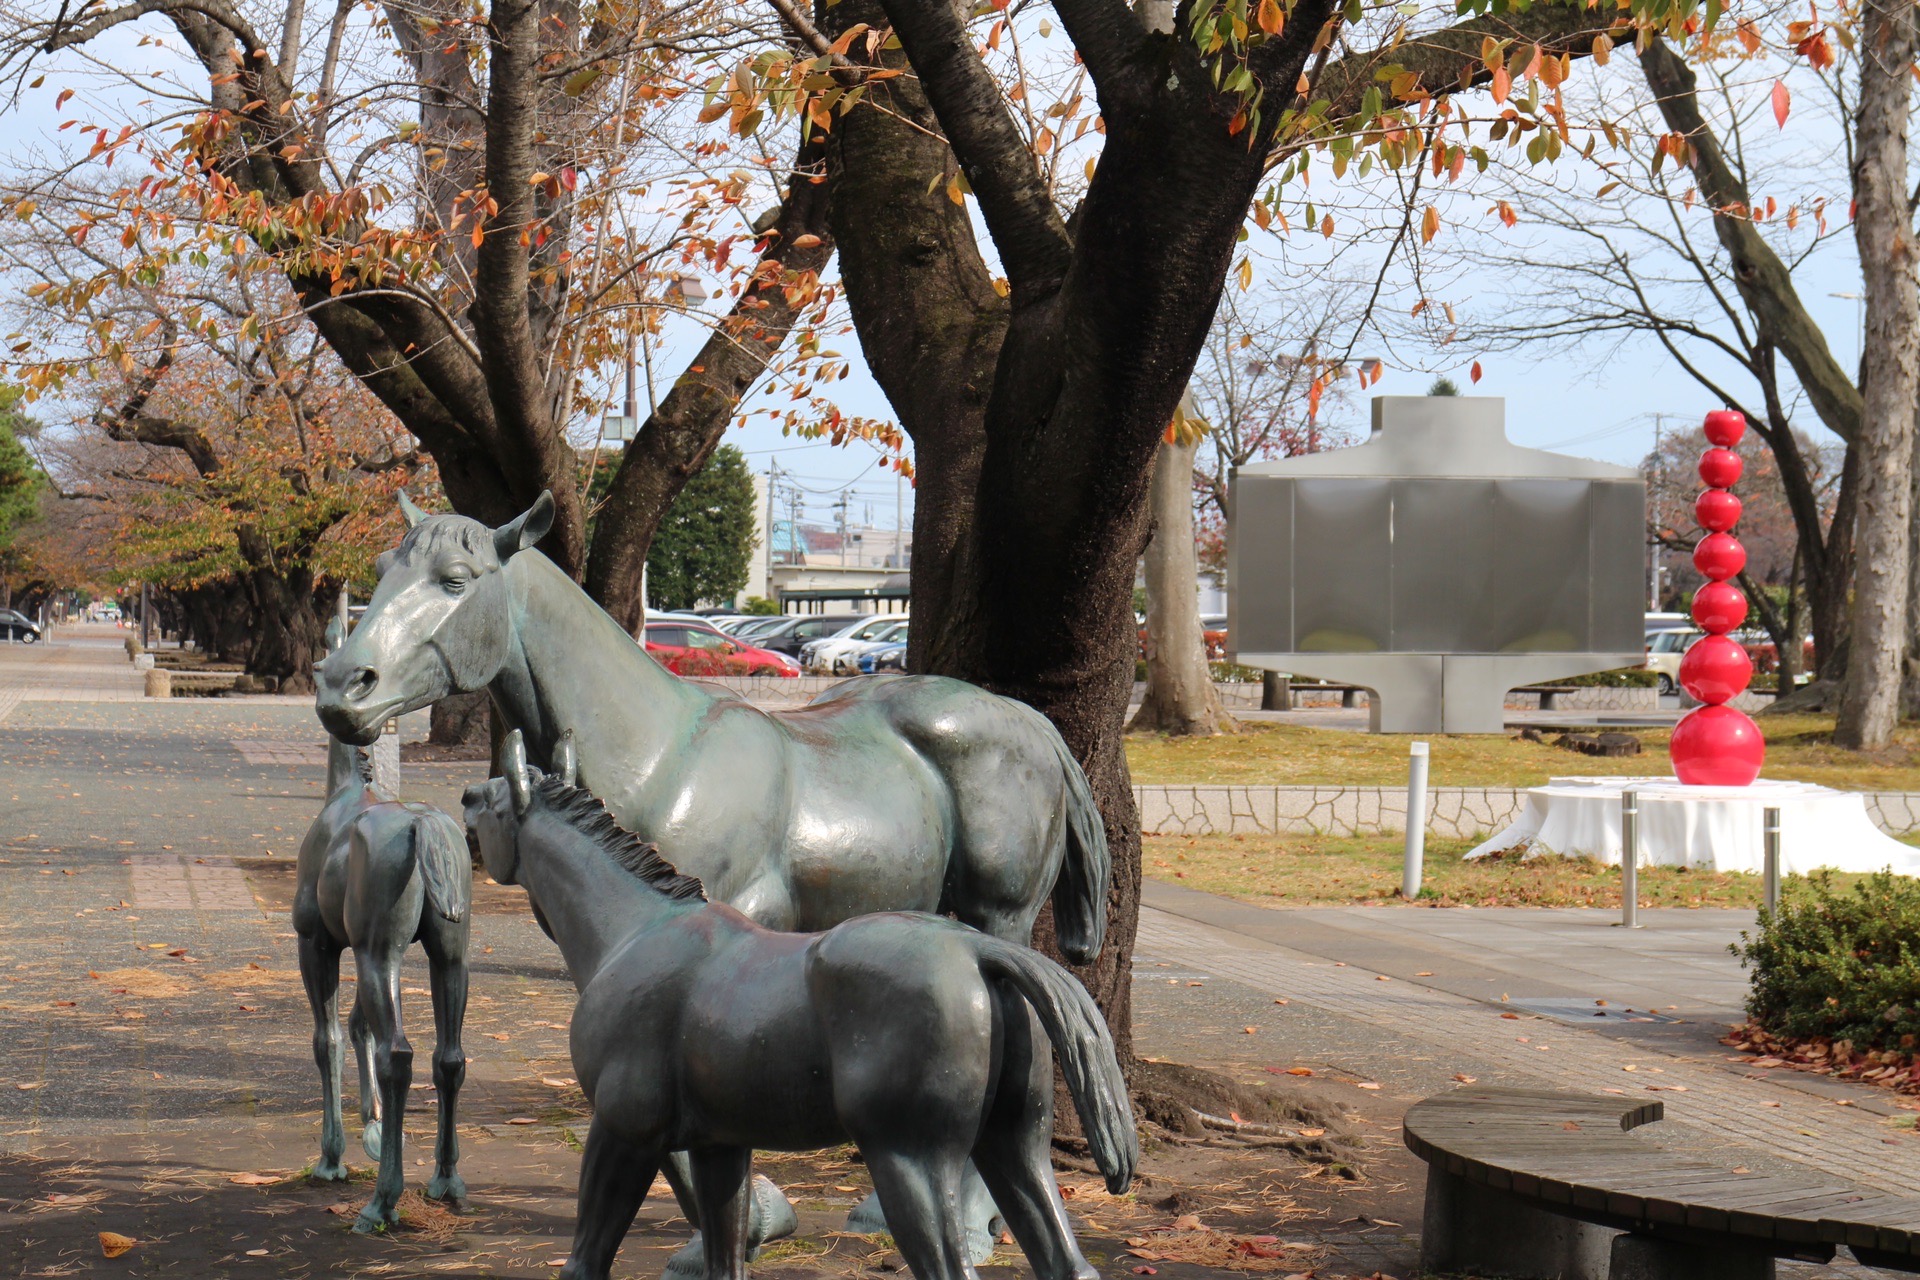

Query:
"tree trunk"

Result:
[[1836, 0, 1919, 750], [1129, 434, 1233, 736], [430, 690, 493, 746], [236, 528, 323, 695]]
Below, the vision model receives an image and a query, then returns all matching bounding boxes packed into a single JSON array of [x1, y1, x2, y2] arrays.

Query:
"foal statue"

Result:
[[297, 627, 473, 1231], [465, 731, 1137, 1280]]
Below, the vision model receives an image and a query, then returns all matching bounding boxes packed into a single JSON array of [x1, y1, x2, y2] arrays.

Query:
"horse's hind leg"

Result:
[[559, 1118, 660, 1280], [862, 1146, 980, 1280], [348, 1002, 381, 1158], [688, 1146, 754, 1280], [970, 1006, 1096, 1280], [296, 929, 348, 1181], [351, 941, 413, 1233], [421, 918, 470, 1203]]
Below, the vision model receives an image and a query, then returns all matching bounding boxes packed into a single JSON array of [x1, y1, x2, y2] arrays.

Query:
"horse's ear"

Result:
[[553, 729, 577, 787], [502, 729, 532, 816], [398, 490, 429, 528], [494, 492, 555, 562], [323, 615, 347, 655]]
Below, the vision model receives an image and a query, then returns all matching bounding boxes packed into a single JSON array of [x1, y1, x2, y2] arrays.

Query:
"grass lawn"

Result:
[[1143, 832, 1875, 908], [1125, 713, 1920, 793]]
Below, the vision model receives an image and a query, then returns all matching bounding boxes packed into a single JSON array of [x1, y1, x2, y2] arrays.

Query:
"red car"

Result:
[[643, 619, 800, 677]]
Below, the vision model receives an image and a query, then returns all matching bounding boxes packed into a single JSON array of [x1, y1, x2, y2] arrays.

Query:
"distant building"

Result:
[[744, 474, 911, 612]]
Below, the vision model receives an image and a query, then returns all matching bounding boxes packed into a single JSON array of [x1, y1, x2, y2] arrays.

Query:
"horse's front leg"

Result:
[[349, 1002, 381, 1158], [559, 1118, 660, 1280], [661, 1152, 799, 1279], [296, 929, 348, 1181], [689, 1146, 754, 1280], [352, 944, 413, 1234], [422, 920, 470, 1203]]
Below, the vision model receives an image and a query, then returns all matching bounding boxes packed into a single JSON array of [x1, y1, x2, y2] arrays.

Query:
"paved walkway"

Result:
[[0, 622, 145, 709]]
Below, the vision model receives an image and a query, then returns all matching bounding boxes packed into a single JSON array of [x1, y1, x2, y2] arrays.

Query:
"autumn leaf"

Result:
[[1420, 205, 1440, 244], [1771, 80, 1790, 128], [99, 1232, 136, 1258], [1470, 361, 1484, 384]]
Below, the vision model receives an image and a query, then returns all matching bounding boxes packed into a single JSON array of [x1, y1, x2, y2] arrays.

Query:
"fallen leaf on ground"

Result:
[[506, 1116, 537, 1125], [15, 1082, 42, 1091], [228, 1172, 280, 1186], [1299, 1127, 1325, 1137], [1355, 1082, 1381, 1090], [1451, 1073, 1476, 1083], [99, 1232, 136, 1258]]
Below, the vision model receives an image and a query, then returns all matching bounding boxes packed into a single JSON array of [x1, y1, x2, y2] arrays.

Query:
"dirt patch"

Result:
[[401, 741, 492, 763], [86, 968, 191, 999], [201, 964, 301, 989]]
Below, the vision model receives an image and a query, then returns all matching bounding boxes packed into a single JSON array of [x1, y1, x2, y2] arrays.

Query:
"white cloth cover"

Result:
[[1465, 776, 1920, 876]]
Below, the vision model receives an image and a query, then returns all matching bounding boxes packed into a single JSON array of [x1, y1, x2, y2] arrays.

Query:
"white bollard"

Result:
[[1763, 806, 1782, 912], [372, 718, 401, 798], [1620, 790, 1641, 929], [1401, 741, 1430, 899]]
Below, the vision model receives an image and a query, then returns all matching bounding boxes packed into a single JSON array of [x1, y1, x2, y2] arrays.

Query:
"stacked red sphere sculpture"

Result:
[[1669, 410, 1766, 786]]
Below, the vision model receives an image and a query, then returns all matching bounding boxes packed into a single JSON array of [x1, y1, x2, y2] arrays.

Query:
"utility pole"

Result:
[[1648, 412, 1674, 613], [834, 492, 851, 567]]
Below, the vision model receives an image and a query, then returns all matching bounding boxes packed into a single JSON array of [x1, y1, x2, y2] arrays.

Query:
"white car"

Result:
[[1643, 627, 1702, 695], [800, 614, 910, 674], [830, 621, 909, 675]]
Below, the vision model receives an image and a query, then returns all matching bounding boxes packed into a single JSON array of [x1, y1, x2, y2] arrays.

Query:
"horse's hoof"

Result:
[[661, 1235, 705, 1280], [360, 1125, 389, 1161], [847, 1191, 996, 1265], [748, 1174, 798, 1248], [309, 1160, 349, 1183], [426, 1173, 467, 1204], [351, 1206, 396, 1235]]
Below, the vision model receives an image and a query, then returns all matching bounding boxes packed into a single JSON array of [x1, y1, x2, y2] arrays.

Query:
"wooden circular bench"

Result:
[[1403, 1086, 1920, 1278]]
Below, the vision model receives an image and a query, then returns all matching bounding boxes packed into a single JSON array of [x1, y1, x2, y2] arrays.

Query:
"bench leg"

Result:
[[1422, 1170, 1615, 1279], [1609, 1233, 1773, 1280], [1540, 691, 1559, 710], [1341, 689, 1357, 709]]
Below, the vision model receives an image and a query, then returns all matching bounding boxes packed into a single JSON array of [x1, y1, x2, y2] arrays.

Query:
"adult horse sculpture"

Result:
[[314, 491, 1110, 1261], [465, 731, 1135, 1280], [296, 623, 473, 1231], [316, 491, 1107, 957]]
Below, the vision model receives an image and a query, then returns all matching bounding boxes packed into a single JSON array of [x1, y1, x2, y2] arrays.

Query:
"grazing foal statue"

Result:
[[297, 638, 473, 1231], [464, 731, 1137, 1280]]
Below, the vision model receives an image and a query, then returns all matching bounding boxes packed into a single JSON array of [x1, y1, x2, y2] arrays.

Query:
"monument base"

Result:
[[1465, 776, 1920, 875]]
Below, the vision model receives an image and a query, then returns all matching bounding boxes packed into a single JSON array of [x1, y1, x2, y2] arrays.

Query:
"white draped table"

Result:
[[1465, 776, 1920, 875]]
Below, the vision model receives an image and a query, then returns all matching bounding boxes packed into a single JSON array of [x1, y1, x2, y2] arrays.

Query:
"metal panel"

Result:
[[1487, 480, 1591, 653], [1392, 478, 1496, 653], [1292, 478, 1391, 653], [1228, 474, 1293, 655], [1589, 481, 1648, 653]]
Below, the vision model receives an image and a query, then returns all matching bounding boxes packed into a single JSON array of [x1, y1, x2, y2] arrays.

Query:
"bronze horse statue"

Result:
[[297, 624, 473, 1231], [316, 492, 1108, 959], [464, 731, 1135, 1280]]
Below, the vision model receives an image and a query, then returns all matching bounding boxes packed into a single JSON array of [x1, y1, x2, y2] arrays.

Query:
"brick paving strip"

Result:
[[1135, 906, 1920, 1196]]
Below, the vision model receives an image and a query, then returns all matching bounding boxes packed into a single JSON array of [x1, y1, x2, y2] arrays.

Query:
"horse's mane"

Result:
[[531, 777, 707, 902], [398, 516, 495, 562]]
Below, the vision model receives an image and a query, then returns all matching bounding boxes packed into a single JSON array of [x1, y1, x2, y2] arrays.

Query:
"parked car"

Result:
[[1643, 626, 1702, 694], [858, 639, 908, 674], [0, 609, 41, 643], [829, 621, 909, 675], [717, 616, 782, 637], [747, 613, 867, 659], [642, 619, 799, 677], [802, 614, 911, 673], [1137, 614, 1228, 661]]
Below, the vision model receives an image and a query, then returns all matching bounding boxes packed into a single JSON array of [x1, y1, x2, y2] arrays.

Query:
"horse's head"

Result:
[[316, 490, 553, 745], [462, 728, 576, 887]]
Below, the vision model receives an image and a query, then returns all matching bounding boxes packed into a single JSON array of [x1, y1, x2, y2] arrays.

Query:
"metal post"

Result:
[[1620, 790, 1641, 929], [337, 587, 350, 634], [140, 582, 151, 650], [1763, 806, 1781, 912], [1401, 741, 1430, 899]]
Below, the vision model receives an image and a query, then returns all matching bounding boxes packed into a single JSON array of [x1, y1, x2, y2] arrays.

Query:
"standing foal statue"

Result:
[[315, 492, 1112, 1261], [465, 731, 1136, 1280], [298, 620, 473, 1231]]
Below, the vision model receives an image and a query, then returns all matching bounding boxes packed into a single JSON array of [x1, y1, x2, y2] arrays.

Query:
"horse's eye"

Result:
[[442, 575, 469, 594]]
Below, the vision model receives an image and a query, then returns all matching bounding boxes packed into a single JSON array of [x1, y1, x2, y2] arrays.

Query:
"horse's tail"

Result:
[[412, 815, 471, 924], [1044, 728, 1109, 965], [972, 936, 1137, 1194]]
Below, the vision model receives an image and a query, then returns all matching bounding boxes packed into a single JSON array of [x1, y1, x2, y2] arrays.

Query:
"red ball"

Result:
[[1693, 532, 1747, 581], [1691, 580, 1748, 634], [1695, 489, 1743, 533], [1699, 448, 1744, 489], [1704, 409, 1746, 448], [1680, 633, 1752, 704], [1670, 704, 1765, 786]]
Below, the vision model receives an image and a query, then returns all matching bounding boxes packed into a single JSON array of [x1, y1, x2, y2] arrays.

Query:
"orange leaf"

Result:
[[1771, 80, 1790, 128], [1491, 65, 1510, 104], [100, 1233, 136, 1259], [1470, 360, 1484, 384], [470, 224, 484, 249], [1421, 205, 1440, 244]]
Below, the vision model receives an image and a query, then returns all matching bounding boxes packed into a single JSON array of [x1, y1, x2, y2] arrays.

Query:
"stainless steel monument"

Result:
[[1228, 395, 1645, 733]]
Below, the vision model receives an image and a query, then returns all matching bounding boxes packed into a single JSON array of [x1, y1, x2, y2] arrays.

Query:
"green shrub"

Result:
[[1734, 871, 1920, 1052], [1559, 667, 1658, 688]]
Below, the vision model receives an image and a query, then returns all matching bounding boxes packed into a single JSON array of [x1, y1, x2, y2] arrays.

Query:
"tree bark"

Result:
[[1835, 0, 1919, 750], [236, 526, 324, 694], [430, 690, 493, 746], [1130, 434, 1233, 736]]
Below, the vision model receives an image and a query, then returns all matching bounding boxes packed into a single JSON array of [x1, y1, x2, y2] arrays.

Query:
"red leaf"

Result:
[[1771, 80, 1790, 128], [1470, 361, 1483, 384]]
